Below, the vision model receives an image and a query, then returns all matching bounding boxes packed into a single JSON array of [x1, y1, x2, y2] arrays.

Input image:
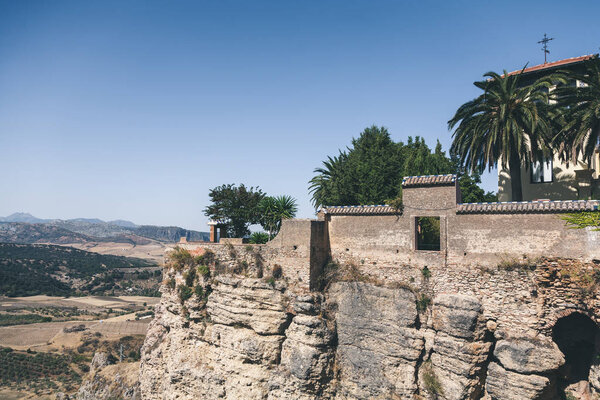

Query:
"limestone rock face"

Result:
[[77, 361, 140, 400], [139, 272, 586, 400], [206, 275, 290, 334], [485, 337, 564, 400], [493, 338, 564, 374], [486, 362, 553, 400], [432, 294, 483, 340], [90, 352, 112, 371], [328, 281, 424, 399], [140, 276, 292, 399], [425, 294, 492, 400], [268, 296, 335, 399]]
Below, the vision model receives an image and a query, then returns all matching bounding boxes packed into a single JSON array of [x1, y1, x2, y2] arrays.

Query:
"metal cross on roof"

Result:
[[538, 33, 554, 64]]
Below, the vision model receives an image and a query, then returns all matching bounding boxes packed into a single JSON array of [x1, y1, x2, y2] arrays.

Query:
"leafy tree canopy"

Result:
[[448, 70, 553, 201], [259, 195, 298, 238], [204, 184, 265, 238], [309, 125, 495, 208], [553, 56, 600, 163]]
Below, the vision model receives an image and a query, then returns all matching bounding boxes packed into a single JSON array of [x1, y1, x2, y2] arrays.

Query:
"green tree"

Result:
[[204, 184, 265, 238], [554, 56, 600, 163], [248, 232, 270, 244], [308, 126, 477, 208], [308, 153, 350, 208], [457, 172, 498, 203], [259, 195, 298, 238], [448, 70, 552, 201]]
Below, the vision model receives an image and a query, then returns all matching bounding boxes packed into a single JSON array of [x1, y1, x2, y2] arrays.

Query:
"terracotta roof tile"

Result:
[[506, 54, 597, 77], [321, 205, 401, 215], [402, 174, 457, 188], [456, 200, 600, 214]]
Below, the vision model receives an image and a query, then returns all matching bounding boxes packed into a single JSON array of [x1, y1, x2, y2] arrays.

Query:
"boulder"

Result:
[[328, 282, 424, 398], [432, 294, 482, 340], [494, 338, 564, 374], [206, 276, 290, 335], [486, 362, 553, 400]]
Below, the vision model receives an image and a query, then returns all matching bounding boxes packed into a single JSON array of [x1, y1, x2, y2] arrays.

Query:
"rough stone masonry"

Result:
[[139, 174, 600, 399]]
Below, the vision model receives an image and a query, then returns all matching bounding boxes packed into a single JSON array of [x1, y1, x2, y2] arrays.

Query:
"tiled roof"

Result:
[[505, 54, 597, 77], [402, 174, 457, 188], [321, 205, 401, 215], [457, 200, 600, 214]]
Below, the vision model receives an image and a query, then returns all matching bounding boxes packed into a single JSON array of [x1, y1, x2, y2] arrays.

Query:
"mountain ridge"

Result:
[[0, 213, 209, 244]]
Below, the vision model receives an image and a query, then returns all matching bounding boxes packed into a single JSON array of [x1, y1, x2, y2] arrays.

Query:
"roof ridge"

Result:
[[505, 54, 597, 77]]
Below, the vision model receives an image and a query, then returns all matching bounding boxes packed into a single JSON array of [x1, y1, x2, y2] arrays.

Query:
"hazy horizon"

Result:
[[2, 1, 599, 231]]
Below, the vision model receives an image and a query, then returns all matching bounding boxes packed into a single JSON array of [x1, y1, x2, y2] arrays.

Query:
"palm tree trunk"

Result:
[[509, 152, 524, 201]]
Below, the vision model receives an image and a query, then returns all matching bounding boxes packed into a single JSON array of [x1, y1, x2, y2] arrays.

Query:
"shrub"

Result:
[[225, 242, 237, 259], [497, 257, 538, 271], [194, 285, 204, 298], [184, 268, 196, 287], [565, 392, 577, 400], [195, 250, 215, 266], [416, 294, 431, 312], [245, 245, 254, 252], [422, 361, 443, 396], [272, 264, 283, 279], [422, 266, 431, 279], [197, 265, 210, 277], [265, 277, 276, 287], [168, 247, 193, 271], [238, 260, 249, 271], [165, 278, 176, 290], [562, 212, 600, 230], [177, 285, 193, 303], [249, 232, 270, 244]]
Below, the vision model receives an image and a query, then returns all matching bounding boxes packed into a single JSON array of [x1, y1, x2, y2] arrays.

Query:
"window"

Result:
[[531, 157, 553, 183], [415, 217, 440, 251]]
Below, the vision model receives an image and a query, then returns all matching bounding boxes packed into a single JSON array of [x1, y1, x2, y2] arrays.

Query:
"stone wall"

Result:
[[141, 256, 600, 399], [143, 176, 600, 399], [325, 181, 600, 272], [177, 218, 328, 292]]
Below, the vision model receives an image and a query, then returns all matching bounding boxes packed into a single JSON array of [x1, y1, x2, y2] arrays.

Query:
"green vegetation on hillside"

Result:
[[0, 347, 82, 393], [0, 314, 52, 326], [0, 243, 158, 297]]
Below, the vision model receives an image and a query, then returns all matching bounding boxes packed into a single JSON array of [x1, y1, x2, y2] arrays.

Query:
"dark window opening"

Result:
[[531, 156, 553, 183], [416, 217, 440, 251]]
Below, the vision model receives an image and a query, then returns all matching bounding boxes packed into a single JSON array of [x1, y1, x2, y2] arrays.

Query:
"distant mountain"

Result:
[[68, 218, 106, 224], [0, 222, 91, 244], [49, 220, 134, 238], [0, 212, 51, 224], [0, 213, 209, 244], [135, 225, 209, 242], [108, 219, 138, 228]]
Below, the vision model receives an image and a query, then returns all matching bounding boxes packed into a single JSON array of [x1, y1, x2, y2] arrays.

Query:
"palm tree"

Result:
[[308, 153, 348, 208], [553, 57, 600, 163], [259, 195, 298, 238], [448, 69, 553, 201]]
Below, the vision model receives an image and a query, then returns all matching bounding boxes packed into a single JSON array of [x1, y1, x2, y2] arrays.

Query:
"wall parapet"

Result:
[[457, 199, 600, 214], [321, 205, 401, 215]]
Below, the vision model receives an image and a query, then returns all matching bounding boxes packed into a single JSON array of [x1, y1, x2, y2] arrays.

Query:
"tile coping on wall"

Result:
[[321, 199, 600, 215]]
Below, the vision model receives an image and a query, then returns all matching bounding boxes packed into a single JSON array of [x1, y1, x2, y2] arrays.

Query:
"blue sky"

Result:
[[1, 1, 599, 231]]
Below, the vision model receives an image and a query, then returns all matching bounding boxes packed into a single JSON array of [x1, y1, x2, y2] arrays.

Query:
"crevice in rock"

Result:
[[413, 335, 428, 396], [274, 312, 295, 365], [476, 329, 497, 399]]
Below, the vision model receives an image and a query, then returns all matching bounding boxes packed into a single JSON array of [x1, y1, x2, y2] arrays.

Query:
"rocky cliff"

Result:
[[139, 252, 600, 400]]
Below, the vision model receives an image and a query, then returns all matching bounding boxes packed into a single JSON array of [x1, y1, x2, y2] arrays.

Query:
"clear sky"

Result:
[[1, 1, 599, 231]]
